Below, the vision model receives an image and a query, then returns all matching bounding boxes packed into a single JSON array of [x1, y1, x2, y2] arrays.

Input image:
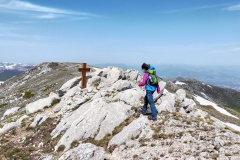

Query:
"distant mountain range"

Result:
[[95, 63, 240, 91], [1, 62, 240, 92], [0, 62, 33, 81]]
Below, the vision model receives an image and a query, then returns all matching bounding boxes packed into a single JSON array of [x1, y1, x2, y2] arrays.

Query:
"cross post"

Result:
[[78, 63, 91, 88]]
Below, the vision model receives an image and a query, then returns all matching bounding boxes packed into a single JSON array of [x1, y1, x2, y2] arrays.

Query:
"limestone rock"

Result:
[[42, 155, 53, 160], [230, 156, 240, 160], [112, 88, 144, 107], [25, 92, 59, 114], [58, 77, 81, 97], [58, 143, 105, 160], [107, 67, 125, 84], [0, 115, 28, 136], [88, 76, 101, 87], [108, 116, 149, 148], [157, 92, 175, 113], [213, 137, 225, 147], [1, 107, 20, 120], [159, 80, 167, 95], [30, 114, 48, 128], [107, 80, 133, 92], [125, 69, 140, 82], [179, 98, 196, 113], [212, 118, 226, 130], [53, 86, 91, 113], [51, 98, 134, 151], [175, 89, 186, 102]]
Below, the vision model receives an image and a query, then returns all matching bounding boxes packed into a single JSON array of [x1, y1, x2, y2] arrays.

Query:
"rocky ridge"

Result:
[[0, 64, 239, 160], [0, 62, 86, 118]]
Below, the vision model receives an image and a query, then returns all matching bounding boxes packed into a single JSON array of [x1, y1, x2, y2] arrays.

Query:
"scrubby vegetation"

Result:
[[0, 117, 61, 160], [23, 91, 34, 99]]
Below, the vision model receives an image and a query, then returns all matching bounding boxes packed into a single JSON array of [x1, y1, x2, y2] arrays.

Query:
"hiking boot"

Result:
[[145, 108, 152, 115], [148, 115, 157, 121], [139, 110, 148, 115]]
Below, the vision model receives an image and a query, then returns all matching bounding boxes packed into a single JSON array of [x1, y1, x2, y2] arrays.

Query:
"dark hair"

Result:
[[142, 63, 150, 70]]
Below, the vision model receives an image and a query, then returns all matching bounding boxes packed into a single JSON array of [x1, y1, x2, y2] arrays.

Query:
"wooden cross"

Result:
[[78, 63, 91, 88]]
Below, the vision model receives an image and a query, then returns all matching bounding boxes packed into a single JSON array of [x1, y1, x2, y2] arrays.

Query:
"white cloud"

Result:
[[0, 0, 98, 20], [159, 4, 228, 14], [225, 4, 240, 11]]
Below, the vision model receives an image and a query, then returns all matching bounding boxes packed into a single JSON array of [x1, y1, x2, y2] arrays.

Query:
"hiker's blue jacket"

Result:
[[138, 65, 160, 93]]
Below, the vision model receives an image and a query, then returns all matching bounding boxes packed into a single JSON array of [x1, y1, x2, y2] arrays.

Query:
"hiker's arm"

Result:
[[138, 73, 148, 86], [157, 84, 161, 94]]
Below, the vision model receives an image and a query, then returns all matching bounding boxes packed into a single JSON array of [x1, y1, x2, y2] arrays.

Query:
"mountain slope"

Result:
[[0, 62, 89, 118], [0, 64, 240, 160], [169, 78, 240, 113]]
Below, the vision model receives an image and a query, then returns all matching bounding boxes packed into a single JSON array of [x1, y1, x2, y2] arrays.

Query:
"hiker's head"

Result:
[[141, 63, 150, 72]]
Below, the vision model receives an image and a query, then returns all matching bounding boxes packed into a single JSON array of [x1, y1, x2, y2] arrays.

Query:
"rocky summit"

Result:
[[0, 63, 240, 160]]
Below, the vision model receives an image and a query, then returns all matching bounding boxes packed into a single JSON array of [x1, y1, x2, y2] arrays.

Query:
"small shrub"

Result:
[[23, 91, 34, 99], [28, 147, 35, 152], [133, 155, 138, 159], [11, 129, 17, 135], [224, 142, 232, 146], [140, 143, 147, 147], [26, 125, 32, 131], [186, 120, 192, 125], [174, 117, 180, 120], [51, 99, 60, 106], [151, 143, 156, 147], [225, 153, 232, 156], [139, 138, 150, 143], [210, 153, 219, 159], [0, 103, 7, 108], [202, 126, 209, 131], [71, 140, 79, 148], [108, 144, 117, 153], [152, 125, 162, 133], [57, 145, 65, 152], [153, 133, 172, 140], [220, 129, 226, 133]]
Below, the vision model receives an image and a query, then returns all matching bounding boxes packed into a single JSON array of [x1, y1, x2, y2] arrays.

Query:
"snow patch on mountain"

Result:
[[194, 95, 239, 119], [224, 122, 240, 132], [175, 81, 186, 85], [207, 85, 212, 88], [0, 62, 33, 71]]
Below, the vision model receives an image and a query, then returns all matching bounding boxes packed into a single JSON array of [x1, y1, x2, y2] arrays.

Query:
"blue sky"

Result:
[[0, 0, 240, 65]]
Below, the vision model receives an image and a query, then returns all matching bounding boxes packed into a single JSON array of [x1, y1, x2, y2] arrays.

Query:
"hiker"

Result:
[[139, 63, 160, 121]]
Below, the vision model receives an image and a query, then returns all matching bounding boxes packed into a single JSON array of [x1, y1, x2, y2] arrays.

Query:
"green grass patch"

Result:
[[57, 145, 65, 152], [51, 99, 60, 106], [23, 91, 34, 99], [0, 103, 7, 108]]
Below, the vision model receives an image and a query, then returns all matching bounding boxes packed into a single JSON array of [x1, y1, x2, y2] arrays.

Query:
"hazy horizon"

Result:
[[3, 61, 240, 67]]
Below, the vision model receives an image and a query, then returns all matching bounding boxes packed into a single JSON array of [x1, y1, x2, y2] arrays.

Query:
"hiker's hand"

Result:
[[157, 88, 160, 94]]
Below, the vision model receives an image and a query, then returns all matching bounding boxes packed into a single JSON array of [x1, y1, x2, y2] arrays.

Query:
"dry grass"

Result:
[[0, 117, 61, 160]]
